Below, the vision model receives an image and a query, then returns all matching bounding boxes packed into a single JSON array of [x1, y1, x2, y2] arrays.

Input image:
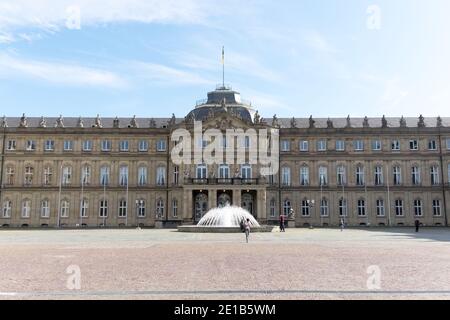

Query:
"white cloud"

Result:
[[0, 31, 14, 43], [0, 0, 221, 33], [129, 61, 214, 86], [0, 53, 127, 88]]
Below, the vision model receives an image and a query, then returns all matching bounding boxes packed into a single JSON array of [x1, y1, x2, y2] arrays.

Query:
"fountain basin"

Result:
[[177, 225, 275, 233]]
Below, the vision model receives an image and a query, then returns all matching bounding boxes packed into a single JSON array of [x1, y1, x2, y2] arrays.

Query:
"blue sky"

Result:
[[1, 0, 450, 118]]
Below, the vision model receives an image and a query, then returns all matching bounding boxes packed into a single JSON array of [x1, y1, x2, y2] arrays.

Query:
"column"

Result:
[[257, 189, 267, 221], [208, 189, 217, 210], [233, 189, 241, 207]]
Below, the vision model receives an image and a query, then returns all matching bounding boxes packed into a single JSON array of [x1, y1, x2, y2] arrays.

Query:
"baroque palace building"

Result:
[[1, 84, 450, 228]]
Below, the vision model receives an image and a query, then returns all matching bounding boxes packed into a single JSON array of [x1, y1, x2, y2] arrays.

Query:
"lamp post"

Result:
[[57, 164, 63, 228], [307, 199, 315, 227]]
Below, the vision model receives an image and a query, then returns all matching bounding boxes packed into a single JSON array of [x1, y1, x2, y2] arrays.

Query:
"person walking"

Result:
[[415, 219, 420, 233], [340, 218, 345, 232], [279, 213, 286, 232], [244, 218, 251, 243]]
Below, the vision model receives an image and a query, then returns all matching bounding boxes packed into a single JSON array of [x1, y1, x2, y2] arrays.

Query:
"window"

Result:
[[100, 166, 110, 186], [447, 138, 450, 150], [26, 140, 36, 151], [118, 199, 127, 217], [99, 199, 108, 217], [376, 199, 385, 217], [411, 166, 421, 185], [24, 166, 34, 185], [81, 165, 91, 185], [281, 167, 291, 186], [7, 140, 16, 151], [137, 200, 146, 218], [335, 140, 345, 151], [218, 164, 230, 179], [409, 140, 418, 151], [413, 199, 423, 216], [43, 166, 52, 185], [374, 166, 383, 186], [391, 140, 400, 151], [281, 140, 290, 152], [62, 166, 72, 186], [157, 139, 166, 152], [63, 140, 73, 151], [82, 140, 92, 151], [395, 199, 404, 216], [22, 200, 31, 218], [319, 166, 328, 186], [428, 139, 437, 151], [283, 199, 292, 215], [356, 165, 365, 186], [320, 198, 329, 217], [138, 166, 147, 186], [119, 140, 129, 152], [6, 167, 15, 185], [433, 199, 441, 217], [138, 140, 148, 152], [317, 140, 327, 151], [80, 198, 88, 218], [2, 200, 12, 218], [448, 163, 450, 184], [156, 199, 165, 218], [354, 140, 364, 151], [339, 198, 347, 217], [430, 166, 440, 185], [241, 164, 252, 180], [299, 140, 309, 152], [372, 140, 381, 151], [119, 166, 129, 186], [196, 164, 207, 179], [41, 200, 50, 218], [337, 165, 346, 186], [301, 199, 310, 216], [393, 166, 402, 185], [45, 140, 55, 151], [101, 140, 112, 151], [173, 166, 179, 185], [172, 199, 178, 218], [60, 200, 70, 218], [270, 199, 276, 218], [156, 166, 166, 185], [357, 199, 366, 216], [300, 165, 309, 186], [244, 136, 251, 149]]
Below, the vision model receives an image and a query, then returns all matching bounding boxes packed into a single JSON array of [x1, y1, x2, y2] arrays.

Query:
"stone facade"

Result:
[[1, 87, 449, 228]]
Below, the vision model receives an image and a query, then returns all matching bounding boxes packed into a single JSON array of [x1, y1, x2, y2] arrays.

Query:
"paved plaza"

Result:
[[0, 227, 449, 300]]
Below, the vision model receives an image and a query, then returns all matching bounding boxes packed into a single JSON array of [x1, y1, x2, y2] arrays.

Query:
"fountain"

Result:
[[177, 205, 274, 233]]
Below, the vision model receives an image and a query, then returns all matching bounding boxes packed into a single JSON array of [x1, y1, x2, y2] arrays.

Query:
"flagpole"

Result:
[[80, 171, 84, 227], [222, 46, 225, 88], [57, 164, 63, 228]]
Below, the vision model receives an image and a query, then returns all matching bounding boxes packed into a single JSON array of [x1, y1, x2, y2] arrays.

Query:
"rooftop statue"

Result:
[[253, 110, 261, 124], [130, 115, 139, 128], [55, 115, 64, 128], [363, 116, 369, 128], [291, 117, 297, 128], [1, 115, 7, 128], [327, 118, 334, 129], [381, 115, 388, 128], [437, 116, 443, 128], [93, 114, 103, 128], [113, 116, 120, 128], [399, 116, 407, 128], [418, 114, 426, 128], [309, 115, 315, 129], [345, 115, 351, 128], [149, 118, 156, 128], [272, 114, 279, 127], [77, 116, 84, 128], [39, 116, 47, 128], [19, 113, 28, 128]]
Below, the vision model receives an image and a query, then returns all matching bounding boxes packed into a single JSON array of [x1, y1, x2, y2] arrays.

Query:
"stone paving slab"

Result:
[[0, 228, 449, 300]]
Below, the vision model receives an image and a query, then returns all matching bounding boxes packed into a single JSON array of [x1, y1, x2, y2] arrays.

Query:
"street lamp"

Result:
[[135, 199, 144, 229], [307, 199, 315, 228]]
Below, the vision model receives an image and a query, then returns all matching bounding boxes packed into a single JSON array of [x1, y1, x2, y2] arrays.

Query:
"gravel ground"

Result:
[[0, 228, 449, 300]]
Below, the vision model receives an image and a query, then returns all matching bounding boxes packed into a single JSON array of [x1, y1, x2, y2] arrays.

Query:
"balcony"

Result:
[[184, 178, 261, 185]]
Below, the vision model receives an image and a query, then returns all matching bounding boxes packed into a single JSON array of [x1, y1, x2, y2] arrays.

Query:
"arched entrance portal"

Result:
[[241, 193, 254, 217], [194, 193, 208, 221], [217, 192, 232, 208]]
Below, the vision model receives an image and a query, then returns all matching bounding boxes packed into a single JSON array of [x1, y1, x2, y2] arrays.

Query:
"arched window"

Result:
[[336, 165, 346, 186], [62, 166, 72, 186], [22, 199, 31, 218], [355, 165, 365, 186], [138, 166, 148, 186], [393, 166, 402, 185], [283, 199, 291, 215], [172, 199, 178, 218], [374, 165, 383, 185], [196, 164, 207, 179], [43, 166, 53, 185], [6, 166, 15, 185], [137, 199, 146, 218], [80, 198, 88, 217], [218, 164, 230, 179], [60, 199, 70, 218], [318, 166, 328, 186], [320, 198, 329, 217], [2, 200, 12, 218], [156, 198, 165, 218], [100, 165, 110, 186], [413, 199, 423, 217], [300, 165, 309, 186], [339, 198, 347, 217], [119, 165, 129, 186], [281, 166, 291, 186], [411, 166, 421, 185], [156, 166, 166, 185], [241, 164, 252, 180], [99, 199, 108, 217], [81, 165, 91, 185], [41, 199, 50, 218], [269, 199, 276, 217], [24, 165, 34, 186], [430, 166, 440, 185], [118, 199, 127, 217]]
